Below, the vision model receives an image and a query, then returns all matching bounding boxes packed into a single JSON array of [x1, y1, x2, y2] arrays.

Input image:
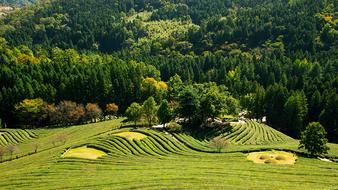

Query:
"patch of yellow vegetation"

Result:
[[62, 146, 107, 159], [324, 15, 333, 22], [247, 151, 297, 165], [114, 132, 147, 140]]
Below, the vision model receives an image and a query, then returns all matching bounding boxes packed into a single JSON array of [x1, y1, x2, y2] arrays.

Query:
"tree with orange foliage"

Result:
[[57, 101, 85, 125], [106, 103, 119, 119], [40, 103, 61, 126], [85, 103, 103, 123]]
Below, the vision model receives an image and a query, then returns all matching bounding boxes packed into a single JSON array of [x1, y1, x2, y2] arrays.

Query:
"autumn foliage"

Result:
[[15, 99, 104, 127], [106, 103, 119, 115], [85, 103, 103, 122]]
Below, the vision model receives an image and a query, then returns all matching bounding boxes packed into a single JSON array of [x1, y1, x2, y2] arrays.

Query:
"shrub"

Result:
[[210, 136, 229, 153], [165, 122, 182, 132]]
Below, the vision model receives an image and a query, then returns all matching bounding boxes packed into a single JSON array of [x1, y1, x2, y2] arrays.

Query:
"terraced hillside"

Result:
[[75, 129, 196, 158], [0, 120, 338, 190], [0, 129, 37, 145], [223, 120, 294, 145], [63, 121, 294, 158]]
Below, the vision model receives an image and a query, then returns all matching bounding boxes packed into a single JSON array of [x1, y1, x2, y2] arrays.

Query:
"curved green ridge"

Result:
[[0, 129, 37, 146]]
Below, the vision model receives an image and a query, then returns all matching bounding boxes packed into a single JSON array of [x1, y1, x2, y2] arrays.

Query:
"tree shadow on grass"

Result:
[[180, 122, 233, 141]]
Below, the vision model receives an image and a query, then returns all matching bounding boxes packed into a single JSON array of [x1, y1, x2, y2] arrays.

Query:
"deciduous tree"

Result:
[[57, 101, 85, 125], [157, 99, 173, 128], [210, 137, 229, 153], [142, 97, 157, 127], [299, 122, 329, 156], [85, 103, 102, 122], [126, 102, 142, 126], [178, 86, 200, 123], [15, 98, 44, 127], [106, 103, 119, 117]]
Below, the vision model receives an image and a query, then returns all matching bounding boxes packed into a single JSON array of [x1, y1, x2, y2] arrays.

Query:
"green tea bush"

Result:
[[165, 122, 182, 133]]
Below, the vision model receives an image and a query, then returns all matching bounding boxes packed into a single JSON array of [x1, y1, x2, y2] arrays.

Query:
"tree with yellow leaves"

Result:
[[15, 98, 44, 127]]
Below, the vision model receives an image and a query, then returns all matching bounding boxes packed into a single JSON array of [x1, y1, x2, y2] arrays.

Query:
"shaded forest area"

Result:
[[0, 0, 337, 141]]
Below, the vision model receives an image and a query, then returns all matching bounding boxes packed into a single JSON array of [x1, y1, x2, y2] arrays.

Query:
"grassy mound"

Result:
[[62, 146, 107, 159], [247, 151, 297, 165], [113, 131, 147, 140]]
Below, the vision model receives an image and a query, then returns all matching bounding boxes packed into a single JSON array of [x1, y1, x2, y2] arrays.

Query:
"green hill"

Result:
[[0, 120, 337, 189]]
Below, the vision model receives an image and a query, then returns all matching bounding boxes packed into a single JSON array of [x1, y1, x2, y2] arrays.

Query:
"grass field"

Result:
[[0, 119, 337, 189]]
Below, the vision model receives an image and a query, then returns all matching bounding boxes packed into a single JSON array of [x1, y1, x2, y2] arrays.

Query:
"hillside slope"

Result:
[[0, 120, 337, 189], [0, 0, 336, 54]]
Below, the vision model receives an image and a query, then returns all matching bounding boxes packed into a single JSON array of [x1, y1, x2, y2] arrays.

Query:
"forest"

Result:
[[0, 0, 337, 141], [0, 0, 34, 6]]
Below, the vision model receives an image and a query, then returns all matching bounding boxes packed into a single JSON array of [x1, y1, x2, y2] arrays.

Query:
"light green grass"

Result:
[[62, 146, 107, 159], [0, 119, 337, 189], [113, 131, 147, 140]]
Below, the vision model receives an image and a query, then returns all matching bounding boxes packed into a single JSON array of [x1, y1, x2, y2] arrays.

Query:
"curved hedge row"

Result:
[[63, 121, 294, 160], [0, 129, 37, 146], [86, 129, 195, 158], [223, 121, 293, 145]]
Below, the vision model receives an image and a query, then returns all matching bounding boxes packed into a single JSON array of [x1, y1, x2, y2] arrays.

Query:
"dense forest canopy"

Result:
[[0, 0, 35, 6], [0, 0, 337, 141]]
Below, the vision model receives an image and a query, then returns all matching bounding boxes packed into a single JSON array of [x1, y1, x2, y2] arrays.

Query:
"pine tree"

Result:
[[126, 102, 142, 126], [284, 91, 308, 137]]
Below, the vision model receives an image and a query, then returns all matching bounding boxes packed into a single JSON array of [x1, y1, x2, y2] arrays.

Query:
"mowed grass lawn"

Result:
[[0, 120, 337, 189]]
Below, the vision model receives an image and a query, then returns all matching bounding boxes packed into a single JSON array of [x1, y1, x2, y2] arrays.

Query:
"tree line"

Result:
[[0, 0, 336, 142]]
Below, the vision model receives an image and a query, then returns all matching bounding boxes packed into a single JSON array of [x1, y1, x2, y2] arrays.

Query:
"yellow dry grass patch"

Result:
[[62, 146, 107, 159], [247, 151, 297, 165], [114, 132, 147, 140]]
